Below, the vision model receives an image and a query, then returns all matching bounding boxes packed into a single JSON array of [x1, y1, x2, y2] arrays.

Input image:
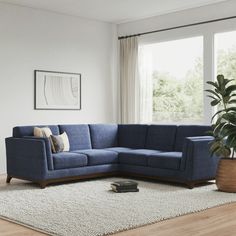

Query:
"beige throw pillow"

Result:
[[34, 127, 52, 138], [60, 132, 70, 151]]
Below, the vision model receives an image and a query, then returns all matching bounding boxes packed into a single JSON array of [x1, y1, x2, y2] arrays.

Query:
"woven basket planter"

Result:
[[216, 158, 236, 193]]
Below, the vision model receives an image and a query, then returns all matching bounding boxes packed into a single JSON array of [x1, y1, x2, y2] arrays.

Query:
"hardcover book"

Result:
[[111, 185, 139, 193], [111, 180, 139, 193], [111, 180, 138, 187]]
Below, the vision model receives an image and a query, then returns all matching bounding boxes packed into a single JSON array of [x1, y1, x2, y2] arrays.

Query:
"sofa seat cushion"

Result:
[[119, 149, 161, 166], [53, 152, 88, 170], [148, 152, 182, 170], [72, 149, 118, 166], [105, 147, 132, 153]]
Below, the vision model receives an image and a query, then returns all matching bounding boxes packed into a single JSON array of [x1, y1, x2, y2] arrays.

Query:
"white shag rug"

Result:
[[1, 178, 236, 236]]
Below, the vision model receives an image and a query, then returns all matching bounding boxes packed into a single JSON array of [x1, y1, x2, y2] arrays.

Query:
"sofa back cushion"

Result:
[[89, 124, 118, 149], [13, 125, 59, 138], [145, 125, 177, 151], [118, 125, 148, 148], [174, 125, 211, 151], [59, 124, 91, 151]]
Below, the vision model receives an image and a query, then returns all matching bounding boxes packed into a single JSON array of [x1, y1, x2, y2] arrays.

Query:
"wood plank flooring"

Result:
[[1, 175, 236, 236]]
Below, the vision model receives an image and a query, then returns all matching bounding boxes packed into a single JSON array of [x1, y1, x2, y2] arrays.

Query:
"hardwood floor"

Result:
[[1, 175, 236, 236]]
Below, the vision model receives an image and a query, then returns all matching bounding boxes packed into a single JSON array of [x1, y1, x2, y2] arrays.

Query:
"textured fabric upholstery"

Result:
[[23, 136, 54, 170], [5, 138, 48, 180], [119, 149, 160, 166], [59, 124, 92, 151], [104, 147, 132, 153], [148, 152, 182, 170], [89, 124, 118, 149], [6, 123, 219, 185], [174, 125, 211, 151], [13, 125, 59, 138], [145, 125, 177, 151], [72, 149, 118, 166], [118, 124, 148, 148], [181, 137, 220, 180], [46, 164, 119, 180], [53, 152, 87, 170]]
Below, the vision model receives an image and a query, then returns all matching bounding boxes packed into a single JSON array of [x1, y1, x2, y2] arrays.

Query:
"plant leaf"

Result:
[[226, 85, 236, 96], [206, 81, 219, 89], [228, 99, 236, 104], [205, 89, 221, 99], [211, 99, 221, 106]]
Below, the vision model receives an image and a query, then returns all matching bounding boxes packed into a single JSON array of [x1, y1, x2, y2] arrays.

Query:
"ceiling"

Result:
[[0, 0, 228, 23]]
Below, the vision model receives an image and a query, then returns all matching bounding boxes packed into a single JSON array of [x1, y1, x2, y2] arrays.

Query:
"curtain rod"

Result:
[[118, 15, 236, 40]]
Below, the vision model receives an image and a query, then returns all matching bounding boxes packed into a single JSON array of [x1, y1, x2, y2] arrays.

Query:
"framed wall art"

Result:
[[34, 70, 81, 110]]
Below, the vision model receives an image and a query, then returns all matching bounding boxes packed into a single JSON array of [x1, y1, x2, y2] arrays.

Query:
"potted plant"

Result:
[[206, 74, 236, 192]]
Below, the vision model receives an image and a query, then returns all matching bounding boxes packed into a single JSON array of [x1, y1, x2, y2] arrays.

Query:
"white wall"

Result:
[[118, 0, 236, 36], [0, 3, 117, 174]]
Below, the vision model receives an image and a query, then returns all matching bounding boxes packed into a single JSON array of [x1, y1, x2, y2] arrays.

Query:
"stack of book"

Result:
[[111, 180, 139, 193]]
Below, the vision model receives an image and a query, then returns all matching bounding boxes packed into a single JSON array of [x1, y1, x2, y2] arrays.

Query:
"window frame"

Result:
[[138, 18, 236, 125]]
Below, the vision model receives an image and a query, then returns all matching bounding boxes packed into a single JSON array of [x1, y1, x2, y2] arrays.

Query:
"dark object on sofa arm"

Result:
[[5, 124, 220, 188]]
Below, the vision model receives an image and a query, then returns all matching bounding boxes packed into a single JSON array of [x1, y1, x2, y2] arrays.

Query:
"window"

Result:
[[215, 30, 236, 83], [137, 19, 236, 125], [139, 36, 204, 124]]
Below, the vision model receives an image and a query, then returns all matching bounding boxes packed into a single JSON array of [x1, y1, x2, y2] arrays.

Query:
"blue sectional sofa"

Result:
[[5, 124, 220, 188]]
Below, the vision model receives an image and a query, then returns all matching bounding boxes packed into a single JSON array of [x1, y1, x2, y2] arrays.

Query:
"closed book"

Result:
[[111, 181, 138, 188], [111, 185, 139, 193], [111, 184, 138, 191]]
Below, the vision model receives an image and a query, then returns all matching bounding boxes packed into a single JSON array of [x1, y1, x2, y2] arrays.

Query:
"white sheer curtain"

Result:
[[138, 45, 153, 123], [120, 37, 140, 124]]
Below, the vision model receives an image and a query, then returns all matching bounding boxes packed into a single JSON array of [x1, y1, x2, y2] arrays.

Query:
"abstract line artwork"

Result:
[[35, 70, 81, 110]]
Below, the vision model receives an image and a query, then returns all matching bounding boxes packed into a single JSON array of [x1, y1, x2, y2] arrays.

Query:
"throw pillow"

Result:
[[34, 127, 52, 138], [50, 132, 70, 153], [60, 132, 70, 151], [50, 135, 64, 153]]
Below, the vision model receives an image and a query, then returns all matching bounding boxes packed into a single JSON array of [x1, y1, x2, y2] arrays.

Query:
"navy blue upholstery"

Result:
[[6, 123, 218, 187], [23, 136, 54, 170], [118, 125, 148, 148], [59, 124, 92, 151], [47, 164, 119, 180], [119, 149, 160, 166], [146, 125, 177, 151], [13, 125, 59, 138], [148, 152, 182, 170], [89, 124, 118, 148], [181, 137, 220, 180], [73, 149, 118, 166], [5, 137, 48, 180], [53, 152, 87, 170], [105, 147, 132, 153], [174, 125, 211, 151]]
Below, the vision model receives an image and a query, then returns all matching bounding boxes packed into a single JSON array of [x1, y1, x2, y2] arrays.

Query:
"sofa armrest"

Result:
[[181, 136, 220, 181], [5, 137, 50, 181], [23, 136, 53, 170]]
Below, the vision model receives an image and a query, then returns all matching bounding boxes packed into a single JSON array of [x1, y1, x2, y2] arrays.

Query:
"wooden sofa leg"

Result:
[[6, 175, 12, 184], [39, 181, 47, 189], [186, 182, 195, 189]]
